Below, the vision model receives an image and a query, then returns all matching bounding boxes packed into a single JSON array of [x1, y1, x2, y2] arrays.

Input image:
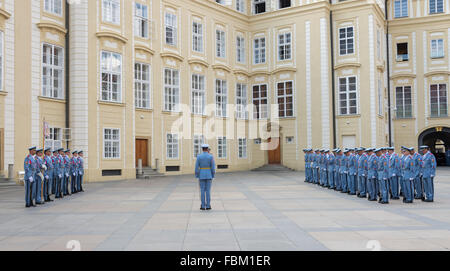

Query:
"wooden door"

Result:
[[135, 139, 148, 167], [268, 137, 281, 164]]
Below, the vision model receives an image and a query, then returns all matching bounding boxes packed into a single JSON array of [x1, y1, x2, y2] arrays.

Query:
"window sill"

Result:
[[393, 117, 415, 121], [428, 116, 449, 120], [430, 56, 445, 60], [336, 114, 361, 119], [38, 96, 66, 103], [136, 107, 153, 113], [277, 117, 296, 120], [161, 110, 182, 115], [0, 91, 7, 96], [98, 100, 125, 107]]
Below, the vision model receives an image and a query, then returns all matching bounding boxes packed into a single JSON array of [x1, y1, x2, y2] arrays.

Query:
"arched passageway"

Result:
[[418, 127, 450, 166]]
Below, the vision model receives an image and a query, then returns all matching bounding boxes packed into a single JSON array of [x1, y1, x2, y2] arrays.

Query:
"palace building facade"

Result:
[[0, 0, 449, 182]]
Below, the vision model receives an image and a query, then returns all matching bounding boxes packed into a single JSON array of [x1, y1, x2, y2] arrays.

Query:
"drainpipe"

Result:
[[329, 0, 337, 148], [65, 2, 70, 148], [385, 0, 393, 146]]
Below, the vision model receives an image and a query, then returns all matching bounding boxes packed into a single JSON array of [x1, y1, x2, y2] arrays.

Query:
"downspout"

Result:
[[65, 2, 70, 148], [329, 0, 337, 148], [385, 0, 392, 146]]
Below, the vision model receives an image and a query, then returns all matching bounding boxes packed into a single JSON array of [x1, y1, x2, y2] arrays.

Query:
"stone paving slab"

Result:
[[0, 168, 450, 251]]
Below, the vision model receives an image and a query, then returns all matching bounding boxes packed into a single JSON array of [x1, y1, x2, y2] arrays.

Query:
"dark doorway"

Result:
[[418, 127, 450, 166], [135, 138, 149, 167], [268, 137, 281, 164]]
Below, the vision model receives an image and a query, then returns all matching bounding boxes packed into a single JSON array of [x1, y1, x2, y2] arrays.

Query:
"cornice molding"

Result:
[[390, 73, 417, 80], [160, 52, 184, 62], [96, 31, 128, 44], [334, 62, 361, 70], [0, 7, 11, 20], [188, 58, 209, 68], [424, 70, 450, 77], [37, 21, 67, 34], [233, 69, 250, 76], [135, 45, 155, 55], [212, 64, 231, 72], [271, 67, 297, 74]]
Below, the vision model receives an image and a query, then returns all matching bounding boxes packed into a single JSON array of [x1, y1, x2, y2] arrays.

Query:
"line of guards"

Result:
[[23, 146, 85, 208], [303, 145, 437, 204]]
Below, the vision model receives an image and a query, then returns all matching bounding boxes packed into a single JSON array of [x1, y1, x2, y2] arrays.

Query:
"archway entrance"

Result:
[[418, 127, 450, 166]]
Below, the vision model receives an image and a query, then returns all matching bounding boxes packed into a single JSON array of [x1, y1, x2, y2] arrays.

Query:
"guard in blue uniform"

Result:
[[43, 147, 53, 202], [410, 147, 424, 200], [420, 145, 436, 202], [51, 150, 58, 195], [63, 150, 71, 196], [195, 144, 216, 210], [318, 149, 324, 186], [35, 148, 44, 205], [304, 149, 311, 183], [402, 147, 415, 203], [78, 151, 85, 192], [312, 150, 319, 184], [348, 149, 357, 195], [55, 148, 64, 198], [377, 148, 389, 204], [334, 149, 342, 191], [24, 147, 37, 207], [357, 148, 368, 198], [323, 149, 330, 188], [341, 150, 349, 193], [367, 148, 378, 201], [71, 150, 79, 194], [388, 147, 400, 200], [327, 149, 336, 189]]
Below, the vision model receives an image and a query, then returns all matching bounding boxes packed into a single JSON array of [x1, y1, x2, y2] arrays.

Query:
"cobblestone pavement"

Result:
[[1, 168, 450, 251]]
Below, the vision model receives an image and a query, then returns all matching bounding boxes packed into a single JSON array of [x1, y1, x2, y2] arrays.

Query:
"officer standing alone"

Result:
[[195, 144, 216, 211]]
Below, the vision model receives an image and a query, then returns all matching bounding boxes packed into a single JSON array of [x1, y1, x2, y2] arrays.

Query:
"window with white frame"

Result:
[[135, 62, 151, 109], [236, 36, 245, 63], [192, 74, 205, 115], [338, 76, 358, 115], [104, 128, 120, 159], [101, 51, 122, 102], [277, 81, 294, 118], [238, 138, 247, 158], [236, 0, 246, 13], [236, 83, 248, 119], [42, 43, 64, 99], [216, 29, 226, 58], [252, 84, 268, 119], [192, 21, 203, 53], [254, 37, 266, 64], [102, 0, 120, 24], [164, 68, 180, 112], [378, 79, 383, 116], [431, 39, 444, 58], [396, 42, 409, 61], [216, 79, 227, 117], [429, 0, 444, 14], [44, 0, 62, 16], [165, 12, 177, 46], [278, 32, 292, 61], [377, 29, 381, 60], [394, 0, 408, 18], [430, 84, 447, 117], [44, 127, 63, 151], [253, 0, 266, 14], [339, 26, 354, 55], [279, 0, 291, 9], [395, 86, 412, 118], [135, 3, 149, 39], [193, 134, 205, 158], [217, 137, 227, 159], [166, 133, 179, 159]]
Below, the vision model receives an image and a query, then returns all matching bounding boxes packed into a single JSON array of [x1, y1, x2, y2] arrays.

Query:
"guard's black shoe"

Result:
[[424, 199, 434, 202], [349, 193, 356, 195], [405, 200, 413, 204], [200, 207, 206, 210], [36, 202, 43, 205], [31, 204, 37, 207], [206, 207, 211, 210], [25, 205, 30, 208], [379, 201, 389, 204], [391, 197, 400, 200]]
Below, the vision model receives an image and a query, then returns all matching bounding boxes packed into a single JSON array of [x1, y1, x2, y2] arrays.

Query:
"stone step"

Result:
[[251, 164, 294, 172], [0, 178, 19, 187]]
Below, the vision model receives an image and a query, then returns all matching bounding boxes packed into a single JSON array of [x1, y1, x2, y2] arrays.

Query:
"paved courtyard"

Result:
[[1, 168, 450, 251]]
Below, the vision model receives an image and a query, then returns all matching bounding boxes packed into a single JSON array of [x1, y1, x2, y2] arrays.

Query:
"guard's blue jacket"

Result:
[[348, 154, 357, 175], [44, 155, 53, 180], [78, 157, 84, 176], [358, 153, 368, 177], [388, 152, 400, 177], [377, 154, 389, 180], [412, 153, 422, 177], [328, 153, 335, 172], [367, 154, 378, 179], [70, 157, 78, 176], [422, 151, 436, 178], [195, 152, 216, 180], [402, 155, 415, 180], [24, 154, 37, 181]]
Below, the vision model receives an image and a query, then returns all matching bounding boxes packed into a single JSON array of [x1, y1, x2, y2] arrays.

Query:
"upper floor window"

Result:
[[191, 74, 205, 115], [429, 0, 444, 14], [44, 0, 62, 16], [252, 84, 268, 119], [338, 76, 358, 115], [134, 3, 149, 39], [253, 0, 266, 14], [396, 42, 409, 61], [254, 37, 266, 64], [376, 29, 382, 60], [216, 79, 228, 117], [192, 22, 203, 53], [102, 0, 120, 24], [395, 86, 412, 118], [378, 79, 383, 116], [236, 0, 246, 13], [236, 83, 248, 119], [277, 81, 294, 118], [394, 0, 408, 18], [236, 36, 245, 63], [135, 63, 151, 109], [430, 84, 447, 117], [42, 43, 64, 99], [431, 39, 444, 58], [44, 127, 63, 151], [279, 0, 291, 9], [216, 30, 226, 58], [278, 32, 292, 61], [101, 51, 122, 102], [339, 26, 354, 55], [193, 135, 205, 158], [164, 68, 180, 112], [165, 13, 177, 46]]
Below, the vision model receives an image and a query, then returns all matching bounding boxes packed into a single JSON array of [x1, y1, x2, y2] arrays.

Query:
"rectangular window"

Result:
[[134, 3, 149, 39], [253, 84, 268, 119], [101, 51, 122, 102], [42, 43, 64, 99], [277, 81, 294, 118], [166, 133, 179, 159], [430, 84, 448, 117], [215, 79, 228, 117], [216, 30, 226, 58], [238, 138, 247, 158], [217, 137, 227, 159], [278, 32, 292, 61], [135, 63, 151, 109], [236, 0, 246, 13], [431, 39, 444, 58], [377, 29, 381, 60], [254, 0, 266, 14], [394, 0, 408, 18], [236, 83, 248, 119], [164, 68, 180, 112], [396, 42, 409, 61], [378, 79, 383, 116], [44, 127, 62, 151], [165, 13, 177, 46], [254, 37, 266, 64], [192, 74, 205, 115], [338, 76, 358, 115], [279, 0, 291, 9], [236, 36, 245, 63], [104, 128, 120, 159], [192, 22, 203, 53], [339, 27, 354, 55], [44, 0, 62, 16], [193, 135, 205, 158], [430, 0, 444, 14], [395, 86, 412, 118], [102, 0, 120, 24]]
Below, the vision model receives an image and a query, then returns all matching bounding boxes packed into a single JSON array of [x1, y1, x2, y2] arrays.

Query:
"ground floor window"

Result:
[[166, 133, 179, 159], [193, 134, 205, 158], [238, 138, 247, 158], [217, 137, 227, 159], [104, 128, 120, 159]]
